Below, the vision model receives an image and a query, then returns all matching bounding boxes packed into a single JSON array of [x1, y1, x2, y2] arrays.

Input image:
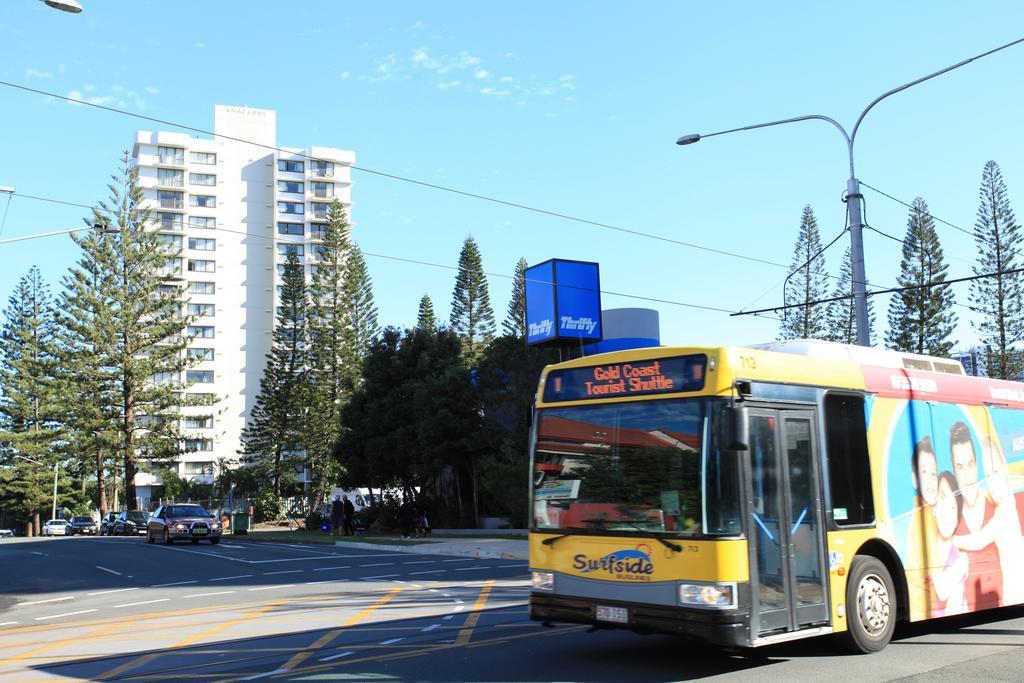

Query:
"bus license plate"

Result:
[[596, 606, 628, 623]]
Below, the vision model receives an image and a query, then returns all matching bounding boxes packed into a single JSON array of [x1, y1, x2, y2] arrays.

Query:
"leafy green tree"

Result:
[[306, 199, 353, 509], [780, 205, 830, 340], [969, 161, 1024, 379], [340, 242, 379, 389], [825, 247, 876, 344], [886, 197, 957, 356], [502, 257, 527, 338], [0, 267, 63, 533], [416, 294, 437, 332], [450, 235, 496, 361], [241, 251, 309, 498]]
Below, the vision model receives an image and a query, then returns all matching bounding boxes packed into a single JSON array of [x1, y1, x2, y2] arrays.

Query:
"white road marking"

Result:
[[0, 621, 19, 626], [263, 570, 302, 575], [454, 599, 464, 604], [498, 564, 527, 568], [151, 545, 246, 562], [453, 606, 464, 612], [442, 558, 475, 563], [443, 615, 454, 620], [95, 565, 122, 576], [421, 623, 440, 632], [410, 570, 444, 575], [312, 565, 350, 572], [304, 580, 335, 585], [455, 566, 487, 571], [221, 544, 245, 548], [240, 668, 287, 680], [19, 596, 74, 606], [402, 560, 435, 565], [151, 580, 198, 588], [359, 563, 394, 567], [35, 609, 96, 621], [185, 591, 236, 598], [379, 637, 403, 645], [318, 651, 353, 662], [361, 574, 400, 580], [29, 551, 46, 556], [211, 574, 253, 581], [88, 587, 138, 596], [247, 584, 294, 591], [114, 598, 170, 608]]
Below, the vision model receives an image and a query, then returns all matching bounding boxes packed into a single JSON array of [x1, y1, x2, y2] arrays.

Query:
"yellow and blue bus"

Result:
[[528, 341, 1024, 652]]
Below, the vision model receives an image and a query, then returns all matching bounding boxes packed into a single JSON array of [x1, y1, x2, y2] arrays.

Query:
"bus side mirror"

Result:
[[726, 404, 749, 452]]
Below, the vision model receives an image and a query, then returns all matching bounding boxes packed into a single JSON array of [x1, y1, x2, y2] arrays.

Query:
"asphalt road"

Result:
[[3, 535, 1024, 681]]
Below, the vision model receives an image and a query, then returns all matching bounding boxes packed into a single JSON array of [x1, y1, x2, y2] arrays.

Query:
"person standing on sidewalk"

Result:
[[330, 496, 344, 537], [342, 495, 356, 536], [398, 499, 414, 539]]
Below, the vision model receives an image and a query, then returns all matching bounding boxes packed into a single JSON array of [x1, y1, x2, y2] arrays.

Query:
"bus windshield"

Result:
[[532, 398, 741, 537]]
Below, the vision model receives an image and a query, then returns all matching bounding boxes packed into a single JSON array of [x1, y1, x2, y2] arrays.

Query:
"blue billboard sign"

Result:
[[525, 259, 602, 347]]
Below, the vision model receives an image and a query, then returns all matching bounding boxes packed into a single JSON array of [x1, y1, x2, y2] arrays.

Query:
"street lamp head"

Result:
[[675, 133, 701, 146], [42, 0, 83, 13], [0, 186, 15, 194]]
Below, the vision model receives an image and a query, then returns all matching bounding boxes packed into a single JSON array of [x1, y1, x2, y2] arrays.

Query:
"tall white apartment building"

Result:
[[131, 105, 355, 493]]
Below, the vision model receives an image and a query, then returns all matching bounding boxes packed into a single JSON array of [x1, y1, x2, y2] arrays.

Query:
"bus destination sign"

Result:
[[542, 354, 707, 403]]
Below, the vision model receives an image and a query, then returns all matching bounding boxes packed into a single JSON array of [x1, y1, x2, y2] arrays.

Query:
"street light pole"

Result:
[[676, 36, 1024, 346]]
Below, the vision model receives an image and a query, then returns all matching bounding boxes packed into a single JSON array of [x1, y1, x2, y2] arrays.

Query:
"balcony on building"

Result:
[[156, 212, 184, 232], [155, 146, 187, 168], [157, 191, 186, 211], [308, 202, 330, 220], [307, 161, 335, 179]]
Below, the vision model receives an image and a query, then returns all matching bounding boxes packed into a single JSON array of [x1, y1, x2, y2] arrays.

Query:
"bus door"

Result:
[[748, 408, 829, 635]]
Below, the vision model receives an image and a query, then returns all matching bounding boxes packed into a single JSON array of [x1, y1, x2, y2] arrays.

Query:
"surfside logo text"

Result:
[[573, 547, 654, 582]]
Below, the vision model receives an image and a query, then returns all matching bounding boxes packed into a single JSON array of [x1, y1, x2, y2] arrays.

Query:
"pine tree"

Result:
[[450, 235, 496, 360], [0, 267, 63, 533], [340, 242, 378, 389], [306, 199, 352, 508], [241, 251, 309, 498], [416, 294, 437, 332], [886, 197, 957, 356], [779, 205, 830, 340], [969, 161, 1024, 379], [825, 247, 876, 344], [502, 257, 527, 338], [58, 154, 193, 508]]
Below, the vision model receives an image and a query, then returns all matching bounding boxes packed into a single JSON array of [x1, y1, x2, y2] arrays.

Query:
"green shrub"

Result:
[[252, 490, 284, 523]]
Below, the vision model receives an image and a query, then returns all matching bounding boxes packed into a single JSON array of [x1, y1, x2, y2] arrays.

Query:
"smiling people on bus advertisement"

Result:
[[882, 399, 1024, 620]]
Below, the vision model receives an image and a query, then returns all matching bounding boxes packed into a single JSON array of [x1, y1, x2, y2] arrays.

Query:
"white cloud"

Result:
[[474, 69, 489, 79], [406, 21, 425, 31], [194, 42, 206, 49], [25, 68, 53, 79], [57, 64, 67, 75], [340, 71, 350, 80], [145, 86, 159, 94]]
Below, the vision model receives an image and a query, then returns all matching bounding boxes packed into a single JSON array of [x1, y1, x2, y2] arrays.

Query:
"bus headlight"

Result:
[[678, 582, 736, 609], [532, 571, 554, 592]]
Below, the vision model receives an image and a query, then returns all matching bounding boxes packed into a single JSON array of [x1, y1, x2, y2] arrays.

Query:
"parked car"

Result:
[[68, 516, 98, 535], [0, 528, 15, 538], [41, 519, 70, 536], [100, 511, 119, 536], [112, 510, 150, 536], [147, 504, 222, 545]]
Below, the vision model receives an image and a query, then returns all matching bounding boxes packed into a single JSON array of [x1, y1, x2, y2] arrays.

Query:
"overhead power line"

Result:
[[0, 80, 791, 271], [1, 190, 776, 319]]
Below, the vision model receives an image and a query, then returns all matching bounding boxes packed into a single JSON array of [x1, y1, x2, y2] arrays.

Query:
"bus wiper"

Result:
[[541, 530, 590, 547], [582, 518, 683, 553]]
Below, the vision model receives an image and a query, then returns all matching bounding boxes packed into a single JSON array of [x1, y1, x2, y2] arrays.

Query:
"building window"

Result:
[[163, 257, 183, 276], [188, 281, 215, 295], [158, 191, 184, 209], [309, 223, 327, 240], [158, 234, 183, 250], [157, 168, 184, 187], [151, 371, 179, 384], [188, 217, 216, 230], [187, 370, 214, 384], [310, 181, 334, 199], [190, 195, 216, 208], [187, 303, 215, 317], [278, 180, 304, 194], [277, 222, 304, 236], [278, 201, 304, 215], [190, 151, 216, 165], [188, 259, 216, 273], [158, 146, 184, 165], [278, 159, 304, 173], [156, 212, 183, 231], [189, 237, 216, 251], [157, 284, 179, 296], [183, 415, 213, 430], [190, 173, 216, 187], [309, 202, 329, 219], [184, 440, 213, 454], [277, 244, 304, 257], [188, 393, 216, 406], [187, 325, 215, 339], [310, 245, 326, 261], [310, 161, 334, 178], [187, 347, 214, 362], [183, 459, 214, 473]]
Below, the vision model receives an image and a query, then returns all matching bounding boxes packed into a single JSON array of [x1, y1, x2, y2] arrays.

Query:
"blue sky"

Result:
[[1, 1, 1023, 352]]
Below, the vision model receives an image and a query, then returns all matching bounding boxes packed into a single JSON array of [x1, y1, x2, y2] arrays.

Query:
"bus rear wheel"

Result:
[[842, 555, 896, 653]]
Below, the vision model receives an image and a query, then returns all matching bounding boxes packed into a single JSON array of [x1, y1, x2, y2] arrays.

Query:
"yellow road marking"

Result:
[[0, 619, 132, 670], [455, 580, 494, 645]]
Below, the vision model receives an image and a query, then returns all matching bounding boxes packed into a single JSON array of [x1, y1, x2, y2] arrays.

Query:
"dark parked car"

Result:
[[100, 511, 119, 536], [147, 504, 222, 545], [113, 510, 150, 536], [69, 516, 98, 535]]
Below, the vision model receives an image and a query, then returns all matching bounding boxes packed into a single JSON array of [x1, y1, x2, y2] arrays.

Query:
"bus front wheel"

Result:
[[842, 555, 896, 653]]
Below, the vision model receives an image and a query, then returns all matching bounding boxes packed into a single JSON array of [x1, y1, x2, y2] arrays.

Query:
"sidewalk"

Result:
[[333, 533, 528, 560]]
